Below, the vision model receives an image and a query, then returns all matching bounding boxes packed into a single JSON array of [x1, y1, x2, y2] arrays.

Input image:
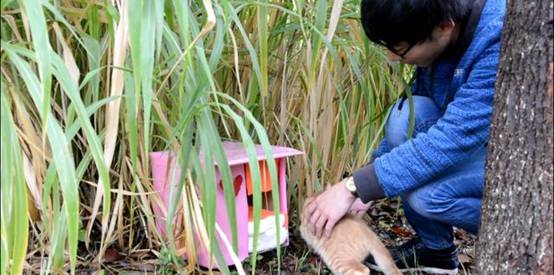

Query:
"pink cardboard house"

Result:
[[150, 141, 303, 267]]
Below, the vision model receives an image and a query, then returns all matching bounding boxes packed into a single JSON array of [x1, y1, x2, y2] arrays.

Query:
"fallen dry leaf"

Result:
[[391, 225, 412, 238]]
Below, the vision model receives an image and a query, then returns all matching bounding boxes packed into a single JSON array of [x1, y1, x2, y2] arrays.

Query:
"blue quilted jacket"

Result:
[[353, 0, 506, 201]]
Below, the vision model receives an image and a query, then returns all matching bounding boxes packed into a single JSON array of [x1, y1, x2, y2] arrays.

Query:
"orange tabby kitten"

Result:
[[300, 197, 402, 275]]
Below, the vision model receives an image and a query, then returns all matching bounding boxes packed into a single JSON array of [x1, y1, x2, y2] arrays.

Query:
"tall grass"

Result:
[[0, 0, 410, 273]]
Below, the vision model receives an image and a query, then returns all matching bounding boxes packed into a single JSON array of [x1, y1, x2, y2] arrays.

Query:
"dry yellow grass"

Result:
[[0, 0, 410, 273]]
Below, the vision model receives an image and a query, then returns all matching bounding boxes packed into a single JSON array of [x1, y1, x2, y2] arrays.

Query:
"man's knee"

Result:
[[385, 95, 441, 148], [404, 186, 452, 219]]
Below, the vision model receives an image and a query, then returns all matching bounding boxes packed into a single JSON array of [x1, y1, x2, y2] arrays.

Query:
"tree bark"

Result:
[[476, 0, 553, 274]]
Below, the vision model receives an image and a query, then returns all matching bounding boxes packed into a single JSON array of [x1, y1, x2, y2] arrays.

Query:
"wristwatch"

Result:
[[343, 176, 358, 197]]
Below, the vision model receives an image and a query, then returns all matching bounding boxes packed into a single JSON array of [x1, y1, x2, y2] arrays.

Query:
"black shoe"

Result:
[[364, 238, 459, 274]]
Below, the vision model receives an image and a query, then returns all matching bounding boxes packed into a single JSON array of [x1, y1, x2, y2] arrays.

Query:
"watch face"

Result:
[[346, 178, 355, 192]]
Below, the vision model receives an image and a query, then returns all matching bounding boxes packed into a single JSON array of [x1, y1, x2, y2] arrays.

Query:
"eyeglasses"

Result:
[[385, 43, 416, 59], [367, 33, 417, 59]]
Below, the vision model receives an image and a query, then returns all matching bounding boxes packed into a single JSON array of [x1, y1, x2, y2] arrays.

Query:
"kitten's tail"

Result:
[[366, 236, 402, 275]]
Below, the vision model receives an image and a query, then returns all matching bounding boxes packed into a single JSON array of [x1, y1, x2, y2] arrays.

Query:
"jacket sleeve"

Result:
[[370, 138, 390, 161], [372, 40, 501, 197]]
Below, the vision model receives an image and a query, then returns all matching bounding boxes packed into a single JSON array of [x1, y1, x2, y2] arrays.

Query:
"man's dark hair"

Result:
[[360, 0, 470, 50]]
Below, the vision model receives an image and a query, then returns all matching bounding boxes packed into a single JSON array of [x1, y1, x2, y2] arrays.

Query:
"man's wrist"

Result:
[[343, 176, 358, 197], [340, 177, 357, 202]]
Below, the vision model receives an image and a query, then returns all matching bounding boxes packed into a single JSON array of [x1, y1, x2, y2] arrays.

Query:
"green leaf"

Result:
[[4, 43, 80, 274], [1, 83, 29, 275]]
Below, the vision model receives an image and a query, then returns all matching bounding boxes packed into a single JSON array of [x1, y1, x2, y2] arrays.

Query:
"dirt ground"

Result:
[[241, 197, 477, 275], [58, 198, 476, 274]]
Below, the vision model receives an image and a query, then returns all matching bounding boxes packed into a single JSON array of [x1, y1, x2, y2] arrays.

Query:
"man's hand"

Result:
[[304, 179, 356, 239], [349, 198, 374, 218]]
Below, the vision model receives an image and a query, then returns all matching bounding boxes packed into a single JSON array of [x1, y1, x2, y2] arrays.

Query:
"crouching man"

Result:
[[305, 0, 505, 273]]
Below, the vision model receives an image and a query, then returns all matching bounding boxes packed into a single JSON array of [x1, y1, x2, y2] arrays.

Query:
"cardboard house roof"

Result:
[[198, 141, 304, 166]]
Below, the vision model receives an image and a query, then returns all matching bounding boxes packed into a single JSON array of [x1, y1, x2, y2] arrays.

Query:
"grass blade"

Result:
[[1, 83, 29, 275], [4, 43, 80, 274]]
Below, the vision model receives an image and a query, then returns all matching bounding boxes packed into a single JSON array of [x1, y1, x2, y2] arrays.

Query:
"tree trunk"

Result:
[[476, 0, 553, 274]]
